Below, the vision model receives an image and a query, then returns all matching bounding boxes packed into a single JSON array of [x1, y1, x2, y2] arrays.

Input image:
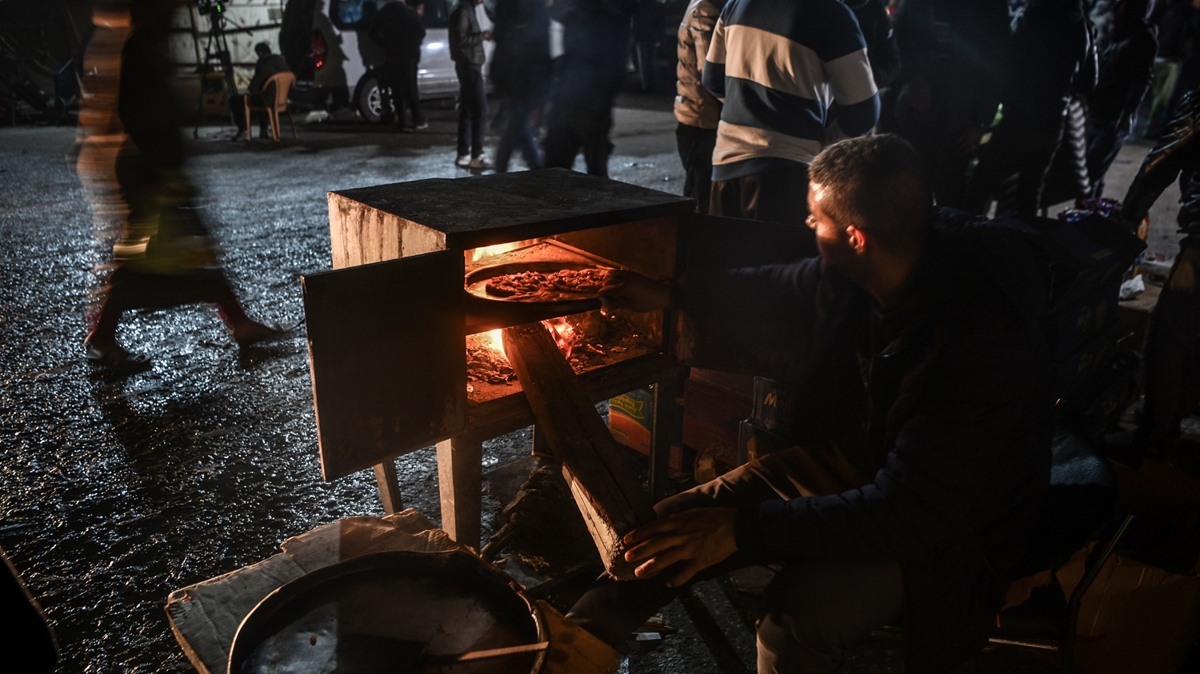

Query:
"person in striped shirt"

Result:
[[702, 0, 880, 244]]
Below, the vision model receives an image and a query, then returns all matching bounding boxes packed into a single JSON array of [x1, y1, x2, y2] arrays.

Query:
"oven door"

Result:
[[676, 213, 818, 381], [302, 249, 467, 480]]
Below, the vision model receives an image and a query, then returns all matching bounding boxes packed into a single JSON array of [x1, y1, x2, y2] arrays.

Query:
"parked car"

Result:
[[281, 0, 493, 122]]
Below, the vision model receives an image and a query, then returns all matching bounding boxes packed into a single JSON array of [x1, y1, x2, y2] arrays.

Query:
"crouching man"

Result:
[[574, 134, 1053, 672]]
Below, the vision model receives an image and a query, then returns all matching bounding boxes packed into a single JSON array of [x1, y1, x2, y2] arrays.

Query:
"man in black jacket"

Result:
[[368, 0, 427, 130], [575, 134, 1052, 672]]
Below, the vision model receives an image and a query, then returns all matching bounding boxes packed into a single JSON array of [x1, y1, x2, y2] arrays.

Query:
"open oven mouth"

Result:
[[463, 239, 660, 404]]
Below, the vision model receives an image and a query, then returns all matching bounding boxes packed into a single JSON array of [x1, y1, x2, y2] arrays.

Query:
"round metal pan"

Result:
[[228, 550, 545, 674], [463, 261, 611, 312]]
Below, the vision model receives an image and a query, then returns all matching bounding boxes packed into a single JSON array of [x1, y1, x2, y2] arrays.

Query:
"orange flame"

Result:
[[469, 239, 536, 263], [545, 318, 575, 357], [483, 329, 506, 357]]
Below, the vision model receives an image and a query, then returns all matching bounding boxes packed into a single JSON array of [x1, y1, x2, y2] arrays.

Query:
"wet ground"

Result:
[[0, 88, 1178, 674]]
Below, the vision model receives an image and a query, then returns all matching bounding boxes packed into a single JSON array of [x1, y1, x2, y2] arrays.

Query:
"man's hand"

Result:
[[622, 507, 738, 588], [599, 270, 673, 312]]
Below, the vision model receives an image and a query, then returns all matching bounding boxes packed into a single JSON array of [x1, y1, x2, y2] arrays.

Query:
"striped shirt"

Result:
[[703, 0, 879, 181]]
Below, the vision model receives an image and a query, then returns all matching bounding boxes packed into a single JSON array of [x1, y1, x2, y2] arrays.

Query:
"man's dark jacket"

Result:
[[450, 0, 486, 66], [689, 225, 1053, 671], [369, 1, 426, 62], [248, 53, 291, 100]]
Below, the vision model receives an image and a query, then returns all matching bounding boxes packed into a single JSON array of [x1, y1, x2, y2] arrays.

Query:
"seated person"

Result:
[[572, 134, 1054, 673], [232, 42, 291, 141]]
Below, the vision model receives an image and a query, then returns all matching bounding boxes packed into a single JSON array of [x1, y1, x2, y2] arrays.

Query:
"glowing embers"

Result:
[[465, 313, 656, 398]]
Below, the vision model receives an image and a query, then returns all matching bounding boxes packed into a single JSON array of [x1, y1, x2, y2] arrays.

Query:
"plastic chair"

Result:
[[243, 71, 296, 142]]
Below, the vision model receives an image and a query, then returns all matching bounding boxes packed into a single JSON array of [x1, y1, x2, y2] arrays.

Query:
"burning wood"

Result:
[[501, 322, 657, 580], [467, 312, 654, 391]]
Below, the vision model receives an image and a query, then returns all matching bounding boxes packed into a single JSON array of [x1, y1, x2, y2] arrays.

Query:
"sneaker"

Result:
[[469, 154, 492, 169], [413, 122, 429, 130], [455, 154, 472, 167], [231, 131, 250, 142]]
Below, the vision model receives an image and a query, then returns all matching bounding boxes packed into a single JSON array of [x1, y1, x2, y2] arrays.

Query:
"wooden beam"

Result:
[[372, 461, 404, 515], [650, 374, 685, 501], [502, 322, 656, 580], [436, 437, 483, 549]]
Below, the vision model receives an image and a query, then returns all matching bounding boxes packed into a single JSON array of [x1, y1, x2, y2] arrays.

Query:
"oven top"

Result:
[[329, 169, 694, 250]]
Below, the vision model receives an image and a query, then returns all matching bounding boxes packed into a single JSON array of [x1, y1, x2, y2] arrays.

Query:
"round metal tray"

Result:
[[464, 261, 610, 312], [228, 550, 544, 674]]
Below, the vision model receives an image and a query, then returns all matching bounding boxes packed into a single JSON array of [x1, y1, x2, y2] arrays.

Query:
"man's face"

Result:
[[806, 183, 858, 273]]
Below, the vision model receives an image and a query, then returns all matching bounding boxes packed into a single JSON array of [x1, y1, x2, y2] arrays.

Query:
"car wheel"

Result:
[[354, 73, 390, 124]]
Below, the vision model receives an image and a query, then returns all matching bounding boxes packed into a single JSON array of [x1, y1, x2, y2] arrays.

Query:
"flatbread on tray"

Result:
[[483, 267, 609, 301]]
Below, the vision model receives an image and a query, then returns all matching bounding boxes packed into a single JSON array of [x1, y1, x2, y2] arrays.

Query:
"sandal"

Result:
[[85, 341, 152, 373]]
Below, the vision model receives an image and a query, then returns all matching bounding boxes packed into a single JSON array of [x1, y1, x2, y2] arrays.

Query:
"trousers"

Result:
[[566, 444, 905, 673], [709, 164, 812, 228]]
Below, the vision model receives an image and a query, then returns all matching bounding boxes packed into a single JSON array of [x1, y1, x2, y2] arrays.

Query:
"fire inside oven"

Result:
[[463, 238, 662, 404]]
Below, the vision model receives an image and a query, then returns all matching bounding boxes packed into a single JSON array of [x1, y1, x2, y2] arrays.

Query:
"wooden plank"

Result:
[[536, 600, 621, 674], [166, 513, 464, 674], [503, 322, 656, 580], [677, 213, 816, 381], [166, 554, 306, 674], [373, 461, 403, 514], [302, 251, 467, 480], [328, 169, 694, 251], [327, 191, 448, 269], [437, 436, 483, 549], [651, 374, 685, 500]]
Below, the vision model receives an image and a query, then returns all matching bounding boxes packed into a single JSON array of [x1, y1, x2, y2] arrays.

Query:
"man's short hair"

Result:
[[254, 42, 272, 57], [809, 134, 932, 255]]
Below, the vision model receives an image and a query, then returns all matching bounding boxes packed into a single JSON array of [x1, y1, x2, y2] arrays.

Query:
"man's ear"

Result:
[[846, 224, 868, 254]]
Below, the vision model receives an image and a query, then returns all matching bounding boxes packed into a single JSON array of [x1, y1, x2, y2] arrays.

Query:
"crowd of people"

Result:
[[64, 1, 1200, 672], [356, 0, 1185, 221], [672, 0, 1175, 223]]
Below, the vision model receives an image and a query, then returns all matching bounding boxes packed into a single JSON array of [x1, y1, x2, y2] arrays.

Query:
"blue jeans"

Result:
[[495, 99, 542, 172]]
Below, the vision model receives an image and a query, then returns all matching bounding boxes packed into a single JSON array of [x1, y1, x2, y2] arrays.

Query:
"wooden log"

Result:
[[502, 322, 656, 580]]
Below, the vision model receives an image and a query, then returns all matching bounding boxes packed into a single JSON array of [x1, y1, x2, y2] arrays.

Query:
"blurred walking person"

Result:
[[543, 0, 637, 177], [490, 0, 551, 172], [1086, 0, 1158, 197], [80, 0, 288, 373], [368, 0, 428, 130], [964, 0, 1093, 217], [673, 0, 726, 213], [890, 0, 1010, 209], [451, 0, 492, 168]]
